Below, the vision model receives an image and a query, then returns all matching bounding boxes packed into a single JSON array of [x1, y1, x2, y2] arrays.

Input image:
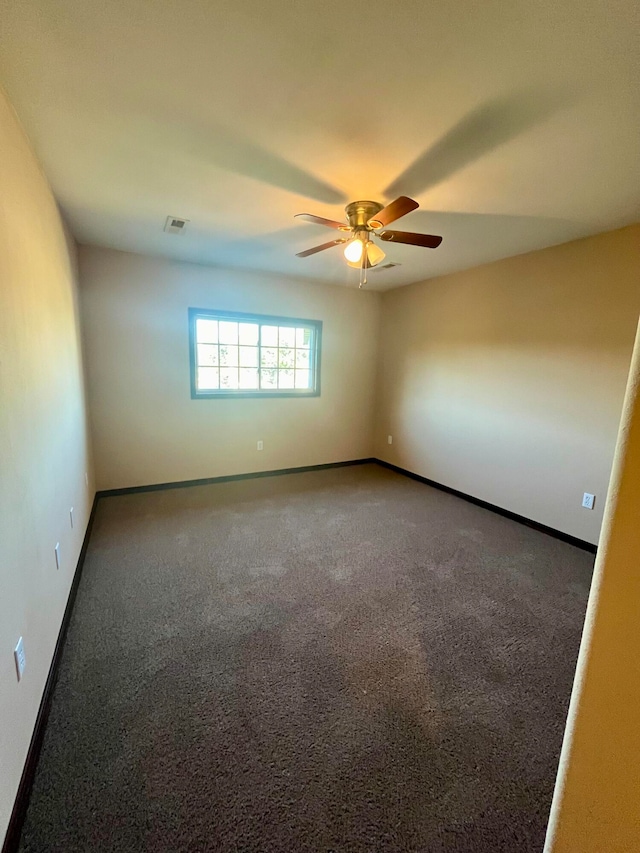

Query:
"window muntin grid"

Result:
[[190, 310, 321, 398]]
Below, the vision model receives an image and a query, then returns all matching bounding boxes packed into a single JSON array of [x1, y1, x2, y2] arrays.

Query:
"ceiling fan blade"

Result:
[[294, 213, 349, 230], [379, 230, 443, 248], [368, 196, 419, 229], [296, 238, 348, 257]]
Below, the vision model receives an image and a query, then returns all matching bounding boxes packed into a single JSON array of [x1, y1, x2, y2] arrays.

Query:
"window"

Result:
[[189, 308, 322, 398]]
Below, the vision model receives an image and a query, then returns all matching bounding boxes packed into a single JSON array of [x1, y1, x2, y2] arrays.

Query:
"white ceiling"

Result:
[[1, 0, 638, 290]]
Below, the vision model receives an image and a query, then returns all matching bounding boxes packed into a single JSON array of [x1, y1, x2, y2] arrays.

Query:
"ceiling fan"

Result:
[[294, 196, 442, 287]]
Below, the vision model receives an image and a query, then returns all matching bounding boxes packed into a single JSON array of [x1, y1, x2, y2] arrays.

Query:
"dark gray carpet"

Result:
[[18, 464, 593, 852]]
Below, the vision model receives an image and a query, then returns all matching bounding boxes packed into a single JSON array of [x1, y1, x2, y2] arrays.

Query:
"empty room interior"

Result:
[[1, 1, 639, 851]]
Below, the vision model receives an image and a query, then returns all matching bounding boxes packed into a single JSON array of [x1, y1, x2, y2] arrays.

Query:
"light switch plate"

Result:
[[54, 542, 61, 569], [582, 493, 595, 510]]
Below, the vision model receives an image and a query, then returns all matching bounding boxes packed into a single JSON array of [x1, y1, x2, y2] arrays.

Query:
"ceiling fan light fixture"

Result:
[[345, 239, 386, 269], [293, 197, 441, 274], [366, 241, 386, 267], [344, 237, 364, 263]]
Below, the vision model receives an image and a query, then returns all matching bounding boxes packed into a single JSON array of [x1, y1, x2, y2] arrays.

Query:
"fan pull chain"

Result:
[[359, 239, 367, 289]]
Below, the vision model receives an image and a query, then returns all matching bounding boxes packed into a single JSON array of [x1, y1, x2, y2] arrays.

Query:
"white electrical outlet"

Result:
[[257, 440, 263, 451], [387, 435, 393, 445], [54, 542, 61, 570], [582, 492, 595, 510], [70, 507, 74, 528], [14, 637, 26, 681]]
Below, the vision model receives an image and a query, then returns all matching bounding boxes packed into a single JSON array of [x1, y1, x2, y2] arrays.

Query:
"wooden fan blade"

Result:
[[296, 238, 348, 257], [379, 230, 443, 248], [294, 213, 349, 230], [368, 196, 419, 228]]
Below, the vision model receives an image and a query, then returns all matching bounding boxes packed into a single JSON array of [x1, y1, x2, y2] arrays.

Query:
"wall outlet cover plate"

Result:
[[14, 636, 26, 681], [582, 493, 595, 510]]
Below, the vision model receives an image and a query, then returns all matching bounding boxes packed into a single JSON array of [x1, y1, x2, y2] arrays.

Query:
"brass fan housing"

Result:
[[344, 200, 384, 231]]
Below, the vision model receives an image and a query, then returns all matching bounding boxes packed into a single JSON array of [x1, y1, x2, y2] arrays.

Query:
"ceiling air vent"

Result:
[[377, 262, 400, 270], [164, 216, 189, 234]]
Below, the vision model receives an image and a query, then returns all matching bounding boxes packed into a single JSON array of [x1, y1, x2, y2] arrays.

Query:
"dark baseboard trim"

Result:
[[97, 458, 376, 498], [2, 495, 99, 853], [374, 459, 598, 554]]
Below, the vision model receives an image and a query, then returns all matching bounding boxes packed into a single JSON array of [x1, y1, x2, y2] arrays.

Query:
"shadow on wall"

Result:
[[377, 227, 640, 541], [389, 240, 640, 348], [386, 252, 638, 429]]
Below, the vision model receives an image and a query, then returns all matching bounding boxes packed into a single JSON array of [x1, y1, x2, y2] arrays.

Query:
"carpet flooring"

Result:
[[18, 464, 593, 852]]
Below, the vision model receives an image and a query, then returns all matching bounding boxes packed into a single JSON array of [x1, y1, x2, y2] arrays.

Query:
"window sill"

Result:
[[191, 390, 320, 399]]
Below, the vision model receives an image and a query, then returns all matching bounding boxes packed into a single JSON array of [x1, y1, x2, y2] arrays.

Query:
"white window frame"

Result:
[[189, 308, 322, 399]]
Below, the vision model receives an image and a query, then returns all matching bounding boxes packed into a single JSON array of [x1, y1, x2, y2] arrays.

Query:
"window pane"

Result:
[[220, 367, 239, 389], [261, 347, 278, 367], [295, 369, 311, 389], [279, 326, 296, 348], [239, 368, 259, 389], [278, 348, 294, 369], [197, 319, 218, 344], [197, 344, 219, 366], [296, 327, 311, 348], [295, 349, 310, 369], [219, 345, 238, 367], [260, 368, 277, 389], [238, 322, 259, 345], [278, 369, 295, 389], [239, 346, 258, 367], [219, 321, 239, 345], [261, 325, 278, 346], [198, 367, 219, 390], [191, 310, 319, 397]]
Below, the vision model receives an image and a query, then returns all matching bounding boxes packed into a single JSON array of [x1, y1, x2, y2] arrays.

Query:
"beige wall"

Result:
[[0, 89, 94, 844], [79, 246, 380, 491], [545, 319, 640, 852], [375, 225, 640, 545]]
